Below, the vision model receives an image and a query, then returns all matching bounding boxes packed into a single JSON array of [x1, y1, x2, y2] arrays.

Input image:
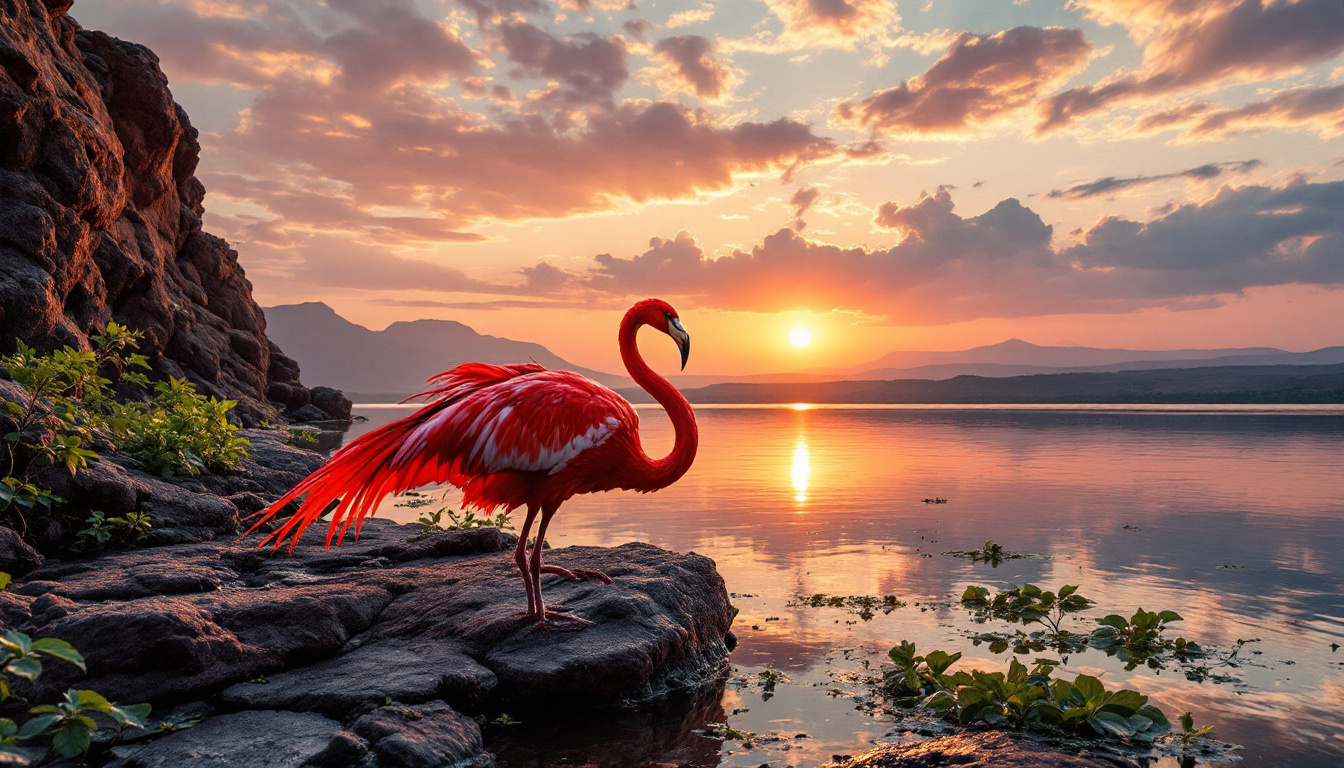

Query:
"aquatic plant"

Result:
[[945, 540, 1036, 566], [790, 593, 905, 620], [883, 641, 1170, 741], [283, 427, 320, 448], [1090, 608, 1203, 670]]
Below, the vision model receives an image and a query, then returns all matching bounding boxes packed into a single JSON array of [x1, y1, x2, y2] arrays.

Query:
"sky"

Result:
[[79, 0, 1344, 376]]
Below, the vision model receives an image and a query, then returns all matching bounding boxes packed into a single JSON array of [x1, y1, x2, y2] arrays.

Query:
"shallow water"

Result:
[[339, 404, 1344, 767]]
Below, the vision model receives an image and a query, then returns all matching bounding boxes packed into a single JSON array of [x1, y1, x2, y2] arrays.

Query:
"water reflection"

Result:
[[338, 405, 1344, 767], [790, 441, 809, 506]]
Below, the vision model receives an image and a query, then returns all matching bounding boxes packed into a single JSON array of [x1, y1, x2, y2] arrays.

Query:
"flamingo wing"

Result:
[[246, 364, 634, 551]]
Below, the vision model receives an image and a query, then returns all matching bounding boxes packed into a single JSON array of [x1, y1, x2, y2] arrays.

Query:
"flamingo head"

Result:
[[632, 298, 690, 370]]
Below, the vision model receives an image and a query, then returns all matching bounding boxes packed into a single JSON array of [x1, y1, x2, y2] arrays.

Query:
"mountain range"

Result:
[[262, 303, 626, 400], [264, 303, 1344, 402]]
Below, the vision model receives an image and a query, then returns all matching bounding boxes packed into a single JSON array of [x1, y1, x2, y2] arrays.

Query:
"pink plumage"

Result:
[[244, 299, 698, 626]]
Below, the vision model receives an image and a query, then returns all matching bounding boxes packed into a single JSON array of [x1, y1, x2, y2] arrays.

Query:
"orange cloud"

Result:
[[650, 35, 736, 102], [835, 27, 1093, 138], [761, 0, 901, 50], [581, 181, 1344, 323], [1040, 0, 1344, 132], [1138, 84, 1344, 140]]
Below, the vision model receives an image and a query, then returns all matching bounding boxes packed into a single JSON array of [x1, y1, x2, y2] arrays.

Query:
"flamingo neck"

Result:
[[619, 311, 698, 491]]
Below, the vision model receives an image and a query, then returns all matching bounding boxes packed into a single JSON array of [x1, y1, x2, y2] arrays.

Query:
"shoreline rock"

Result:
[[2, 518, 737, 767]]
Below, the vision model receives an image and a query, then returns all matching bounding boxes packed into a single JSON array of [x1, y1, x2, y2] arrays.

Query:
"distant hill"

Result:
[[842, 338, 1289, 373], [623, 363, 1344, 404], [263, 303, 628, 400]]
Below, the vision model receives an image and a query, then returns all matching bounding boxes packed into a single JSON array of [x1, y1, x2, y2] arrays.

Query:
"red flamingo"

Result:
[[245, 299, 697, 627]]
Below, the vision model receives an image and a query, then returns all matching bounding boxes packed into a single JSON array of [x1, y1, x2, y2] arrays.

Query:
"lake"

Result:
[[338, 404, 1344, 767]]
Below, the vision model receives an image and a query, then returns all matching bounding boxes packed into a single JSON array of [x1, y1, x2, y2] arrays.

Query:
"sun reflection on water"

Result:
[[791, 441, 810, 506]]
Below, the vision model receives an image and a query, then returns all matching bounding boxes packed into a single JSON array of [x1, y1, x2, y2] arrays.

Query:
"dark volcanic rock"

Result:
[[0, 0, 325, 423], [0, 526, 43, 575], [108, 710, 342, 768], [7, 520, 735, 716], [343, 701, 491, 768], [824, 732, 1134, 768], [309, 386, 352, 421]]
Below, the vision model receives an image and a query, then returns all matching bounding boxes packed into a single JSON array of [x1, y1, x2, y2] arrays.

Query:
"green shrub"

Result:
[[111, 379, 249, 478]]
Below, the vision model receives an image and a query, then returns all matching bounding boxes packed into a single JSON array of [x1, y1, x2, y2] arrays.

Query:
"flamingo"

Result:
[[244, 298, 698, 627]]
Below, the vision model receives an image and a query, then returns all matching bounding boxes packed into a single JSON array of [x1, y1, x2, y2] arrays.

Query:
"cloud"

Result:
[[666, 4, 715, 29], [835, 27, 1093, 138], [581, 181, 1344, 323], [1141, 83, 1344, 140], [498, 22, 629, 106], [1046, 159, 1262, 199], [760, 0, 902, 50], [789, 186, 821, 230], [1040, 0, 1344, 132], [650, 35, 736, 102], [93, 0, 840, 250]]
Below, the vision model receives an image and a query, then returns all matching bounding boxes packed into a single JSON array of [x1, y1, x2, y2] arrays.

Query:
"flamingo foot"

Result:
[[527, 609, 594, 631], [538, 565, 614, 584]]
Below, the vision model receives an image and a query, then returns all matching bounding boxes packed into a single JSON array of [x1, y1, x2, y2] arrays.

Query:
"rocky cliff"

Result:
[[0, 0, 323, 424]]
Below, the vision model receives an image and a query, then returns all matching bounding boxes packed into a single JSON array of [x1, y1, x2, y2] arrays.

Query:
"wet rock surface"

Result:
[[2, 519, 735, 766], [824, 732, 1137, 768], [0, 0, 337, 424]]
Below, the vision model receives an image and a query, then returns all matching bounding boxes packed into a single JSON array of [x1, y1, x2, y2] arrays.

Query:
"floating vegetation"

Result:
[[789, 593, 906, 621], [944, 540, 1038, 566], [921, 497, 948, 504], [1090, 608, 1205, 671], [882, 642, 1172, 741]]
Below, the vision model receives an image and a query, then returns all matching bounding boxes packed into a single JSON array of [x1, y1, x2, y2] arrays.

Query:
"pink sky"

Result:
[[77, 0, 1344, 374]]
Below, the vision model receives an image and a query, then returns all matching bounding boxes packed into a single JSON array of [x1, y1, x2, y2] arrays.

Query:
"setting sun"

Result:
[[790, 327, 812, 348]]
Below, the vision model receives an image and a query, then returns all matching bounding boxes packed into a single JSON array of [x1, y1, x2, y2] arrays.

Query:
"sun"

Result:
[[789, 327, 812, 348]]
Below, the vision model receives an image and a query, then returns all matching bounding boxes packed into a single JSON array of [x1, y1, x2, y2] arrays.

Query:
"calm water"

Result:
[[339, 405, 1344, 768]]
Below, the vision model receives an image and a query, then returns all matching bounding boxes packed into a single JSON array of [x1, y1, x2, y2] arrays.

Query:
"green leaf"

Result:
[[51, 721, 91, 759], [1101, 689, 1147, 715], [15, 715, 59, 741], [1157, 610, 1183, 624], [1181, 711, 1194, 732], [73, 690, 111, 712], [1090, 710, 1136, 738], [0, 574, 9, 593], [4, 657, 40, 682], [1057, 584, 1077, 599], [1072, 674, 1106, 705], [29, 639, 84, 672], [1095, 615, 1128, 630]]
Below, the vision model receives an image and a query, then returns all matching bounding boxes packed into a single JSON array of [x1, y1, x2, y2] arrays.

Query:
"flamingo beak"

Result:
[[669, 317, 690, 370]]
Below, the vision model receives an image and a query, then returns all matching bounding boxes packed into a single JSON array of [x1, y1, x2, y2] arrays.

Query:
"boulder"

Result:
[[0, 526, 43, 576], [8, 520, 736, 715], [308, 386, 352, 421], [107, 710, 342, 768]]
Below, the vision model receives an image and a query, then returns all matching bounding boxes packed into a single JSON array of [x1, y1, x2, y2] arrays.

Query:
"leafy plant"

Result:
[[0, 631, 151, 765], [1174, 711, 1215, 750], [980, 583, 1092, 636], [113, 378, 249, 478], [1091, 608, 1202, 670], [791, 593, 905, 620], [75, 511, 153, 551], [283, 428, 319, 448], [960, 585, 990, 605], [410, 507, 514, 540], [882, 641, 1171, 742], [944, 540, 1036, 566]]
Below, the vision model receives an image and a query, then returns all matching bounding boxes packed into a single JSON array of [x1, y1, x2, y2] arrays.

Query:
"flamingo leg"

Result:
[[529, 505, 593, 628], [513, 504, 540, 616]]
